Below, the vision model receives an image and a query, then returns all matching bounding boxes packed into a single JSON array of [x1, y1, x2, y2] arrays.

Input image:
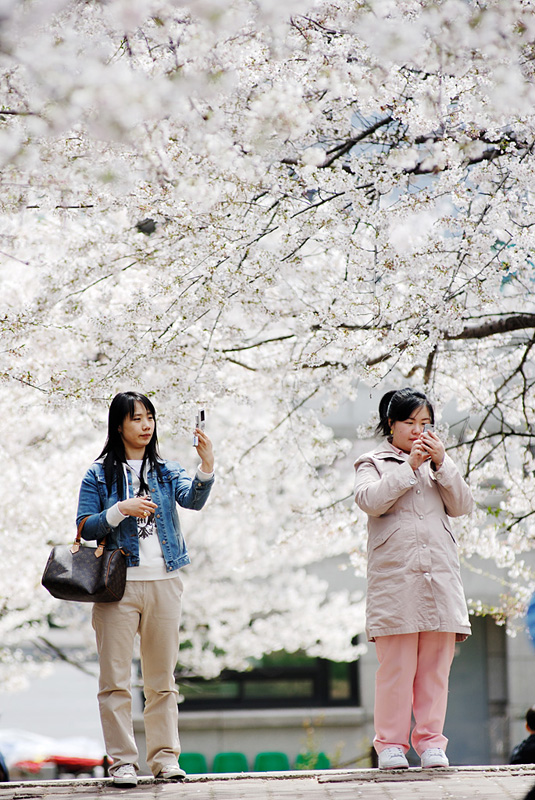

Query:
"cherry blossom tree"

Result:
[[1, 0, 535, 688]]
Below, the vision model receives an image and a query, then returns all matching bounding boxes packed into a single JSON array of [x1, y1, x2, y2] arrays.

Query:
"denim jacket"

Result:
[[76, 460, 214, 572]]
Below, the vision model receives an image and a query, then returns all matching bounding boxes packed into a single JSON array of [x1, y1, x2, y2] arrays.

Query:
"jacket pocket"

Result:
[[442, 519, 457, 545], [369, 525, 405, 572]]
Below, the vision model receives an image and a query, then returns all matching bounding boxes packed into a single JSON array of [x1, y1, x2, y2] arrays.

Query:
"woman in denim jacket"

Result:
[[76, 391, 214, 787]]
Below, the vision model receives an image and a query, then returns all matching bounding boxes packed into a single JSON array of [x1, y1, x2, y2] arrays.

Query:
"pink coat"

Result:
[[354, 441, 473, 642]]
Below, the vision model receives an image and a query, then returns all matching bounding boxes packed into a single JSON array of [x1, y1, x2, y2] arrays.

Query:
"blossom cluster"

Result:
[[1, 0, 535, 686]]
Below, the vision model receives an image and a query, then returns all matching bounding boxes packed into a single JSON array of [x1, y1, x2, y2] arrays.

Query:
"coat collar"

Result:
[[354, 439, 409, 469], [371, 439, 409, 461]]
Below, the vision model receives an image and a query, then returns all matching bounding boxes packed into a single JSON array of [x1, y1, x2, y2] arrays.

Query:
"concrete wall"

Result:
[[134, 706, 369, 775]]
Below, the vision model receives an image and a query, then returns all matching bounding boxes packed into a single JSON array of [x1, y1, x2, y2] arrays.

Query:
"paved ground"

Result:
[[2, 767, 535, 800]]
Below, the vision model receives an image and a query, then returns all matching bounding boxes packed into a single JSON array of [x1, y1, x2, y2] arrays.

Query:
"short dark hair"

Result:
[[98, 391, 162, 496], [375, 387, 435, 437], [526, 706, 535, 731]]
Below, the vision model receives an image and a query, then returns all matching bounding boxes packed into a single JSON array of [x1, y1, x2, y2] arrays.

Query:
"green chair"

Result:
[[253, 751, 291, 771], [179, 752, 208, 774], [212, 752, 249, 773], [295, 751, 331, 770]]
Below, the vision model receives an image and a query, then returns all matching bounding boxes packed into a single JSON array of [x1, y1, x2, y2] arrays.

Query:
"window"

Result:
[[175, 651, 360, 710]]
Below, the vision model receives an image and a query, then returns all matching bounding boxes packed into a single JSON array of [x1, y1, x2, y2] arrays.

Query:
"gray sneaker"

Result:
[[156, 763, 186, 781], [112, 764, 138, 786], [378, 746, 409, 770], [421, 748, 449, 768]]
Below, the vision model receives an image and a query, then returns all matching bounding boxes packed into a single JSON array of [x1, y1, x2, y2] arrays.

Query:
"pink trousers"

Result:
[[373, 631, 456, 756]]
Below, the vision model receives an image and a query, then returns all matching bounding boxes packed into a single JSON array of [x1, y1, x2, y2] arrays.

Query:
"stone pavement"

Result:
[[2, 767, 535, 800]]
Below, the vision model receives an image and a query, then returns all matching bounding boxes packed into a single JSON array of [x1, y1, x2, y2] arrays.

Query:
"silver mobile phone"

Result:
[[193, 409, 206, 446], [423, 423, 434, 433]]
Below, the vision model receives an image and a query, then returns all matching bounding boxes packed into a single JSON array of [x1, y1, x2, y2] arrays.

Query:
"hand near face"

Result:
[[408, 438, 431, 471], [420, 430, 445, 469], [408, 431, 445, 471]]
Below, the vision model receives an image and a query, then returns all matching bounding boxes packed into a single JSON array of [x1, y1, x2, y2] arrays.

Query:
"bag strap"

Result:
[[76, 516, 89, 542], [71, 515, 106, 557]]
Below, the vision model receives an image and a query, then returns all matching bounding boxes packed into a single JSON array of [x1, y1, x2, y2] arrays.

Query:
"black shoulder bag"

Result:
[[41, 517, 126, 603]]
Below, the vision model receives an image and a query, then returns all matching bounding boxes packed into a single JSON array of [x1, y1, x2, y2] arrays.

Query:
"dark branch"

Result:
[[221, 335, 296, 353], [0, 109, 37, 116], [446, 314, 535, 340], [320, 116, 394, 168], [36, 637, 97, 678], [280, 116, 393, 169], [423, 345, 437, 384]]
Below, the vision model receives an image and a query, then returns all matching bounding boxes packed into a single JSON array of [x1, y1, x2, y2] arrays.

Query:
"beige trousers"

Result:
[[92, 576, 183, 776]]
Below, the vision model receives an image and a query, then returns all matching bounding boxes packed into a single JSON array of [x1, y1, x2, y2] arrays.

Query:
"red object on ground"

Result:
[[47, 755, 104, 769], [12, 760, 43, 774]]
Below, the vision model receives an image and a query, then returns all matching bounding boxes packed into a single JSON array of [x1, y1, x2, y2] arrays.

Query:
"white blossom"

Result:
[[1, 0, 535, 687]]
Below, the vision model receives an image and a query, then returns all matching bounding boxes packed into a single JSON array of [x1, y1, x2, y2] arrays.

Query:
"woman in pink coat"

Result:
[[354, 388, 473, 771]]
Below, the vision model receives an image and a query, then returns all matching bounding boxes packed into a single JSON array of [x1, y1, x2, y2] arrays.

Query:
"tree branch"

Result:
[[0, 109, 37, 116], [221, 335, 297, 353], [320, 116, 394, 168], [36, 637, 98, 679], [224, 357, 257, 371], [238, 387, 320, 463], [446, 314, 535, 340], [423, 345, 437, 385], [281, 116, 394, 169]]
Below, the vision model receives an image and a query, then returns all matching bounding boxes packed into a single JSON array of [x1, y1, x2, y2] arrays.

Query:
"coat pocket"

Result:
[[441, 519, 458, 544], [369, 525, 405, 572]]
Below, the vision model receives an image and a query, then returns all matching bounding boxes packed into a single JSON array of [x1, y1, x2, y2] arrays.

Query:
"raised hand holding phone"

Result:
[[193, 409, 205, 447], [193, 408, 214, 473]]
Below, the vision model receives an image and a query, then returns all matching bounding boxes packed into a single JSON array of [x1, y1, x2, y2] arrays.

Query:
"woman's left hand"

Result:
[[420, 430, 445, 470], [195, 429, 215, 473]]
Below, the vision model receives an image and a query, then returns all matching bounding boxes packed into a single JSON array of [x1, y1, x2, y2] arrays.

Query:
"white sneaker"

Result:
[[378, 746, 409, 770], [157, 763, 186, 780], [421, 748, 449, 768], [112, 764, 138, 786]]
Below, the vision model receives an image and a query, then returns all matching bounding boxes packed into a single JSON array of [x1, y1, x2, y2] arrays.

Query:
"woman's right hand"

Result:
[[408, 439, 431, 471], [118, 496, 158, 519]]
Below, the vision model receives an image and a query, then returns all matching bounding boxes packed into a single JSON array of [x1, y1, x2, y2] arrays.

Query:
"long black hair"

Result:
[[375, 387, 435, 437], [98, 391, 162, 497]]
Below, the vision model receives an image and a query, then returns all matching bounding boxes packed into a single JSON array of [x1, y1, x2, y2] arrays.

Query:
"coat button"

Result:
[[422, 544, 427, 548], [419, 514, 424, 520]]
